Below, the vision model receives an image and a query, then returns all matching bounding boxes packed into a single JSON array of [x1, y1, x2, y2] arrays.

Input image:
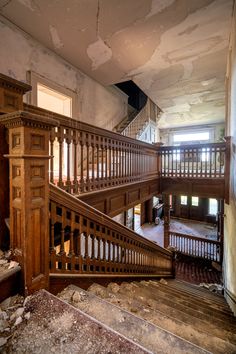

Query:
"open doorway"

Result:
[[134, 204, 141, 231]]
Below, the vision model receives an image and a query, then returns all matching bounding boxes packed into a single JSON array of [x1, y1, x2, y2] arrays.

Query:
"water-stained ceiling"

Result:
[[0, 0, 233, 128]]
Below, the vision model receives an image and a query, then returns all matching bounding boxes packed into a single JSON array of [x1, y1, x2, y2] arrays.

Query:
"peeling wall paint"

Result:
[[49, 25, 64, 50], [224, 3, 236, 314], [0, 16, 128, 129]]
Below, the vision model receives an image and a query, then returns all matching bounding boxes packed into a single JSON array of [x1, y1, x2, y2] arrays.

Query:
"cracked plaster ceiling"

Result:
[[0, 0, 233, 128]]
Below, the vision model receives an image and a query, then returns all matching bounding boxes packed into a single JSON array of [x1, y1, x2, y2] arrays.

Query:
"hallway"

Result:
[[136, 217, 218, 248]]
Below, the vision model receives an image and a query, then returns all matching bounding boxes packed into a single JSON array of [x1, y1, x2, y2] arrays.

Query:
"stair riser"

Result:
[[143, 282, 234, 319], [118, 284, 236, 332]]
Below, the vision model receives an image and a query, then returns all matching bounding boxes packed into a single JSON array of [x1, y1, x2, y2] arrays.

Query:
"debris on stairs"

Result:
[[1, 290, 152, 354]]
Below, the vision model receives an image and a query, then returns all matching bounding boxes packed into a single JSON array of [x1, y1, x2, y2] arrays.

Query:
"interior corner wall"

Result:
[[224, 4, 236, 315], [0, 16, 128, 131]]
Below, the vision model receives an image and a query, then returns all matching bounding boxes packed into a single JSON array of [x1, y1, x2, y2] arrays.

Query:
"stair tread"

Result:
[[58, 284, 213, 354], [116, 282, 236, 332], [87, 283, 236, 351], [144, 281, 234, 317], [167, 279, 226, 303]]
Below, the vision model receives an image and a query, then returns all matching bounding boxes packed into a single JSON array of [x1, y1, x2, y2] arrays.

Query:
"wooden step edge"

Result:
[[166, 280, 226, 303], [65, 285, 212, 354], [122, 284, 236, 331], [149, 282, 233, 314], [0, 265, 21, 302], [133, 283, 235, 323]]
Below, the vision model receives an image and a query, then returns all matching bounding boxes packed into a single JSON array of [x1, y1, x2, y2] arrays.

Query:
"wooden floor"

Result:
[[175, 254, 222, 285]]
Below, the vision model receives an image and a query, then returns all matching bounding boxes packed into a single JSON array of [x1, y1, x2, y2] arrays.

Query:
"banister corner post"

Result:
[[0, 111, 58, 295], [163, 194, 170, 248], [171, 251, 176, 278], [0, 74, 31, 249]]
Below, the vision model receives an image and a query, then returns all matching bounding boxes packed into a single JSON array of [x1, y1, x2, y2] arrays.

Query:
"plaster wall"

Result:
[[224, 4, 236, 314], [0, 16, 128, 130]]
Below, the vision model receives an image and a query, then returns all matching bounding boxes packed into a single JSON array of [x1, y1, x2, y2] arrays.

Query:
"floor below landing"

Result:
[[135, 218, 221, 285]]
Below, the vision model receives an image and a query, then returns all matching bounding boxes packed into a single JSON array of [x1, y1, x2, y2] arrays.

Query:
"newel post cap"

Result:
[[0, 110, 59, 130]]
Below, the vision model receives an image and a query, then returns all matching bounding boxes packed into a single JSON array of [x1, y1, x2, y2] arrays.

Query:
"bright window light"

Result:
[[173, 132, 210, 143], [209, 198, 218, 215], [191, 196, 199, 207], [181, 196, 187, 205], [37, 83, 72, 117]]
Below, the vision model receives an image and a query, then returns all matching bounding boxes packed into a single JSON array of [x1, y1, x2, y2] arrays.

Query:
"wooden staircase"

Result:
[[4, 279, 236, 353]]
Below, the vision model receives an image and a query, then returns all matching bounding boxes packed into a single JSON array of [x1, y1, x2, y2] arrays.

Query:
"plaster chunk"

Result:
[[49, 25, 64, 50], [146, 0, 175, 18], [17, 0, 38, 12], [87, 37, 112, 70]]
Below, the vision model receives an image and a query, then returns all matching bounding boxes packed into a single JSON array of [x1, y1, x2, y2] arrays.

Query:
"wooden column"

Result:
[[0, 74, 31, 249], [0, 111, 57, 295], [144, 198, 153, 223], [163, 194, 170, 248]]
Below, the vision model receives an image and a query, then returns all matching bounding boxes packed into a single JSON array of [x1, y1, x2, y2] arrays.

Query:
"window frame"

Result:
[[180, 195, 188, 206], [27, 71, 78, 118]]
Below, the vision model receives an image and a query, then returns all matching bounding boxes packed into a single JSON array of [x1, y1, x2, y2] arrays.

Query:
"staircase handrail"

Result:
[[49, 183, 174, 276]]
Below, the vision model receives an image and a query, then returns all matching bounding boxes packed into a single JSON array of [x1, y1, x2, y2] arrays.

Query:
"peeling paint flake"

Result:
[[17, 0, 39, 12], [87, 37, 112, 70], [49, 25, 64, 50], [146, 0, 175, 19]]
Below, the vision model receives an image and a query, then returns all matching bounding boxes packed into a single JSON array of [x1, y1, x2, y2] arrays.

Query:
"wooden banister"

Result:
[[49, 183, 174, 276], [168, 231, 221, 262], [160, 142, 226, 179], [24, 103, 159, 194]]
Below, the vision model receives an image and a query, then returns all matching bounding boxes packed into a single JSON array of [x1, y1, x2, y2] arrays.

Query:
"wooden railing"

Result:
[[49, 184, 174, 276], [122, 98, 161, 139], [24, 104, 159, 194], [169, 231, 221, 262], [160, 142, 226, 178], [122, 103, 148, 139]]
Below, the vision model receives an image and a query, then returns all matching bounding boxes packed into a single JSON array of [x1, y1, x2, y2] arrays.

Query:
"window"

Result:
[[191, 196, 199, 207], [209, 198, 218, 215], [181, 196, 187, 205], [173, 131, 210, 143], [37, 84, 72, 116], [28, 71, 77, 117]]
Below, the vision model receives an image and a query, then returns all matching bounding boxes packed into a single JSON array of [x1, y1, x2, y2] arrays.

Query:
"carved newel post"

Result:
[[163, 194, 170, 248], [0, 111, 57, 295]]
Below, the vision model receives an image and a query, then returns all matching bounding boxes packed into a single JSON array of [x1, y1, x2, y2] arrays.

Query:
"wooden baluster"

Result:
[[116, 145, 119, 184], [60, 208, 65, 255], [112, 241, 116, 263], [49, 130, 55, 183], [105, 144, 108, 186], [102, 238, 106, 261], [80, 132, 85, 193], [97, 140, 100, 185], [91, 235, 95, 260], [66, 131, 71, 193], [107, 240, 111, 263], [100, 139, 103, 184], [73, 131, 79, 194], [124, 145, 127, 181], [112, 144, 115, 183], [86, 139, 91, 192], [97, 235, 101, 261], [58, 132, 64, 189], [109, 143, 112, 184], [91, 135, 95, 189], [69, 211, 75, 257]]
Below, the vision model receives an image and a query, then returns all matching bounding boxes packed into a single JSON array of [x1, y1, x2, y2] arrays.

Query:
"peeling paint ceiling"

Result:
[[0, 0, 233, 128]]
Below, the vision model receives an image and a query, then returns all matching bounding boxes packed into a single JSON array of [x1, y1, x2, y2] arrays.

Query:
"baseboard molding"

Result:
[[225, 287, 236, 316]]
